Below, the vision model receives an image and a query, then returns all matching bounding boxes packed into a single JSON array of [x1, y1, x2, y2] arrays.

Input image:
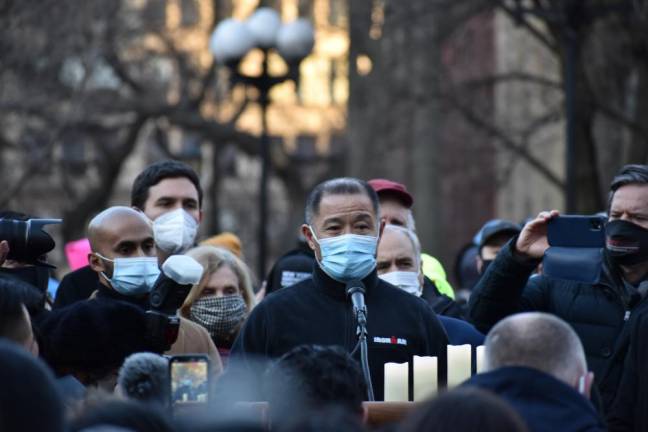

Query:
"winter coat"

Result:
[[608, 309, 648, 432], [230, 266, 449, 400], [464, 366, 605, 432], [93, 282, 223, 376], [468, 238, 648, 411]]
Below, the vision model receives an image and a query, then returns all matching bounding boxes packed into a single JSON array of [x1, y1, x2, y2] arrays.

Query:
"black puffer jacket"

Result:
[[608, 309, 648, 432], [468, 238, 648, 412]]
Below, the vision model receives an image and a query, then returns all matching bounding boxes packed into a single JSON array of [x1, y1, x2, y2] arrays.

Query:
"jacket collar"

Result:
[[94, 280, 149, 309], [465, 366, 603, 429], [312, 265, 379, 301], [468, 366, 587, 403]]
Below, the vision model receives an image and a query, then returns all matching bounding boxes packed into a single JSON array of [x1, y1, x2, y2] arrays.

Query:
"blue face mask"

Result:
[[310, 227, 378, 282], [96, 254, 160, 296]]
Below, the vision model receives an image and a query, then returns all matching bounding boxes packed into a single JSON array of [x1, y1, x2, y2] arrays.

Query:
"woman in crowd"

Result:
[[181, 246, 255, 364]]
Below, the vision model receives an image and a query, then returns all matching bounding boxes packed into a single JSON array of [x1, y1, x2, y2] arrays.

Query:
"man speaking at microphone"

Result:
[[230, 178, 448, 400]]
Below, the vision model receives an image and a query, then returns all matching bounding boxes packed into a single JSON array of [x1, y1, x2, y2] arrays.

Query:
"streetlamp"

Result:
[[210, 8, 315, 279], [507, 0, 632, 212]]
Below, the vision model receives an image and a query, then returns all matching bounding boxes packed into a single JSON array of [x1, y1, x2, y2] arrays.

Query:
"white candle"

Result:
[[447, 344, 472, 388], [413, 355, 437, 401], [384, 362, 409, 402], [476, 345, 486, 374]]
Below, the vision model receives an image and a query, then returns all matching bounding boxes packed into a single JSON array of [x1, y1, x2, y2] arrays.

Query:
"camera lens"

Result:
[[591, 219, 602, 231]]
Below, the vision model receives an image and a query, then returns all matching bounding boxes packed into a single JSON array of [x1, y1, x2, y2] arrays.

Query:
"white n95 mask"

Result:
[[379, 271, 422, 296], [153, 208, 198, 254]]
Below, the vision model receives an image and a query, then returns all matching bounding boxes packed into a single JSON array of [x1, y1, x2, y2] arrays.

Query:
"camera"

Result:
[[146, 255, 204, 352], [0, 218, 61, 266]]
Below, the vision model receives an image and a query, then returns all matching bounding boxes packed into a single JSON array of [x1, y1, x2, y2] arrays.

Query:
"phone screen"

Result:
[[170, 357, 209, 405]]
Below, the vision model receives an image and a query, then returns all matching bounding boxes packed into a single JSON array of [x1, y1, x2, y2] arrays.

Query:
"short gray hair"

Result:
[[383, 224, 421, 268], [117, 353, 169, 407], [484, 312, 587, 386]]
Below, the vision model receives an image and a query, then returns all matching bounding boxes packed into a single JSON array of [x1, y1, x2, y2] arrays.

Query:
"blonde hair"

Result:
[[180, 246, 256, 318]]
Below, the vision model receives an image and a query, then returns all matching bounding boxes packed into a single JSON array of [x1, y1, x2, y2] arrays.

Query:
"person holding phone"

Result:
[[468, 164, 648, 413]]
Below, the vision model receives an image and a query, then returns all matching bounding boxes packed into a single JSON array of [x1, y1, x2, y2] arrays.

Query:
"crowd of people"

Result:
[[1, 159, 648, 432]]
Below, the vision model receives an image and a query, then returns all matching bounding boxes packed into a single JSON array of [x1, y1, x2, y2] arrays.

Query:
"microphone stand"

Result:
[[348, 284, 375, 401], [356, 304, 375, 401]]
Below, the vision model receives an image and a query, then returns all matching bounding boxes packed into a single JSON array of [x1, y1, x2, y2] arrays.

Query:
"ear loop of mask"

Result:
[[93, 253, 114, 285], [578, 375, 586, 395], [308, 226, 324, 267]]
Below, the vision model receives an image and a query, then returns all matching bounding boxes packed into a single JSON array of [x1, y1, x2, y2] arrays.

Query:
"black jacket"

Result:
[[608, 309, 648, 432], [468, 238, 648, 411], [53, 266, 98, 309], [264, 244, 315, 295], [464, 367, 605, 432], [422, 277, 467, 319], [438, 316, 484, 346], [230, 266, 449, 400]]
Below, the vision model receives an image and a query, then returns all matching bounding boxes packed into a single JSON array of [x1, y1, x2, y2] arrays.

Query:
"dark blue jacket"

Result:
[[438, 315, 484, 346], [464, 366, 605, 432], [468, 238, 648, 410]]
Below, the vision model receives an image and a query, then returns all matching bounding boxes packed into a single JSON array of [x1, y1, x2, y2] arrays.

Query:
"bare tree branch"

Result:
[[490, 0, 559, 53], [190, 60, 217, 109], [456, 71, 562, 91], [443, 89, 565, 189]]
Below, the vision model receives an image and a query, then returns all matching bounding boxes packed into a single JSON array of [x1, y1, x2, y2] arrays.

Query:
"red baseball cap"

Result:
[[368, 178, 414, 208]]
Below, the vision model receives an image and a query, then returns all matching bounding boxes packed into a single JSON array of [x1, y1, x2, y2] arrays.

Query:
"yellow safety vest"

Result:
[[421, 253, 455, 299]]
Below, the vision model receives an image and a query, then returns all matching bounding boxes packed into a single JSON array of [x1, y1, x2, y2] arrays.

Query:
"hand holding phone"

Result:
[[515, 210, 560, 259]]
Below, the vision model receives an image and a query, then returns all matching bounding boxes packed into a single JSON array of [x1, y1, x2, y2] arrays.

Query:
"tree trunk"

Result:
[[61, 118, 146, 242], [347, 0, 444, 255]]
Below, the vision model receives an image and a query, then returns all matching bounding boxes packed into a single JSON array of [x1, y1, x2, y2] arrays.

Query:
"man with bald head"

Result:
[[463, 313, 604, 432], [86, 206, 222, 373], [55, 159, 203, 308], [87, 207, 159, 303]]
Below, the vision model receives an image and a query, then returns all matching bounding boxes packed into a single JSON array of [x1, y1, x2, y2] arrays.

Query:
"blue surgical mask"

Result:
[[96, 254, 160, 296], [310, 227, 378, 282]]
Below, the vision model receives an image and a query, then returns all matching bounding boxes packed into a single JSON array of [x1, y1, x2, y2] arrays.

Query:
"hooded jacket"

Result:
[[230, 266, 449, 400], [464, 366, 605, 432]]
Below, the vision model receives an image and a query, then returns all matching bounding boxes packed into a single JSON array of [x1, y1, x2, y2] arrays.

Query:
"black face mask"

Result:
[[605, 220, 648, 267], [0, 266, 50, 292], [480, 260, 493, 275]]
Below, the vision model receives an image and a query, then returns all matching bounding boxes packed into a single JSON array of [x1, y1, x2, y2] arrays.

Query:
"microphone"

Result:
[[346, 280, 367, 326], [146, 255, 204, 353], [149, 255, 204, 315], [345, 279, 375, 401]]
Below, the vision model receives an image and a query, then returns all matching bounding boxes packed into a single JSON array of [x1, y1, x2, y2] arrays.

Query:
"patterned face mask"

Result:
[[190, 295, 248, 348]]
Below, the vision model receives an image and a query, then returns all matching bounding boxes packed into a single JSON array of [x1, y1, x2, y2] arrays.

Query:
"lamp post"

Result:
[[507, 0, 632, 212], [210, 8, 315, 279]]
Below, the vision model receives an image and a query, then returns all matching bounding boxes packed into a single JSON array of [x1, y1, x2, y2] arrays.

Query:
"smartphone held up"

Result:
[[543, 215, 606, 284], [169, 355, 210, 408]]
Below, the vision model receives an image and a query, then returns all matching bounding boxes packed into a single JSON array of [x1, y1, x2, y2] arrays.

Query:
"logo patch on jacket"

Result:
[[373, 336, 407, 346]]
